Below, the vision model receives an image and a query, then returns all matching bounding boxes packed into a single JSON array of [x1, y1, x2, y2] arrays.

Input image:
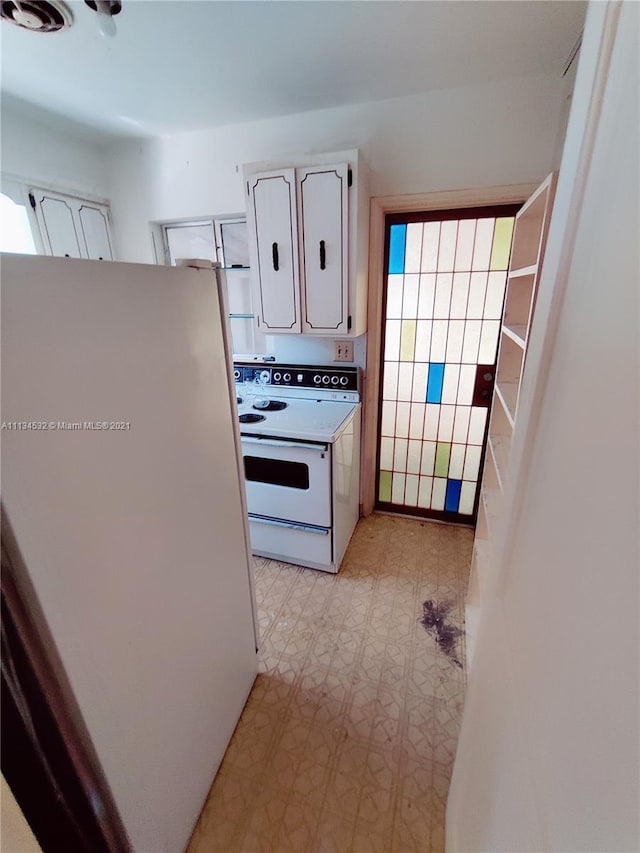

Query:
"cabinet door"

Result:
[[32, 192, 83, 258], [78, 204, 114, 260], [298, 164, 349, 334], [248, 170, 300, 332]]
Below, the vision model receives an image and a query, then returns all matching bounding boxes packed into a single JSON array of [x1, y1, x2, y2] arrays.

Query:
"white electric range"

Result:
[[234, 362, 361, 573]]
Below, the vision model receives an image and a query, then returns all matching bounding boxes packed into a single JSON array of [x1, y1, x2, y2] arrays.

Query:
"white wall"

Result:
[[447, 2, 639, 850], [1, 107, 109, 201]]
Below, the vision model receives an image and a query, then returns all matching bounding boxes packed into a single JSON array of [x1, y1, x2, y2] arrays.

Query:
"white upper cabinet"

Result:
[[30, 188, 114, 261], [244, 150, 369, 337], [298, 164, 349, 334], [248, 169, 301, 333]]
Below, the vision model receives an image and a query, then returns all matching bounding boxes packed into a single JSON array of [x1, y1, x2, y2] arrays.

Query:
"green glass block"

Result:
[[379, 470, 392, 503], [434, 442, 451, 477], [400, 319, 416, 361], [489, 217, 515, 270]]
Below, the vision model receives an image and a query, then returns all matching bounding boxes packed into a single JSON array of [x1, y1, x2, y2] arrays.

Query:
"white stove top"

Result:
[[235, 385, 359, 443]]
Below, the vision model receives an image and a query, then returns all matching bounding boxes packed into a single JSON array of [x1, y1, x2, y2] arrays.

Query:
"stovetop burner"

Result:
[[253, 400, 288, 412], [239, 413, 266, 424]]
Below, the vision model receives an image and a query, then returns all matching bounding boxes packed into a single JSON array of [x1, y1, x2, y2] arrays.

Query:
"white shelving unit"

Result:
[[466, 173, 557, 670]]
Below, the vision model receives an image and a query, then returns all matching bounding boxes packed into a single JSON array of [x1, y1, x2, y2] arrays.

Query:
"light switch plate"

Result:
[[334, 340, 354, 362]]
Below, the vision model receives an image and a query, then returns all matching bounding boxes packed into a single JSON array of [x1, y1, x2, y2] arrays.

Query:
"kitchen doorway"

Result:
[[376, 205, 519, 522]]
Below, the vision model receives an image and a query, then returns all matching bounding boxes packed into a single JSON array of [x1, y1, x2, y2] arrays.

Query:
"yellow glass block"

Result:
[[489, 217, 515, 270], [400, 319, 416, 361], [435, 442, 451, 477], [379, 470, 392, 502]]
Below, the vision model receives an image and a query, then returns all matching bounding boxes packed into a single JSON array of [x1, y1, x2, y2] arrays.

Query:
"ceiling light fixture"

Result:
[[84, 0, 120, 38], [0, 0, 73, 33]]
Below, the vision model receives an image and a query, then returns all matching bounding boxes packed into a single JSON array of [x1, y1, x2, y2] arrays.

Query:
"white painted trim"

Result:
[[361, 183, 537, 516]]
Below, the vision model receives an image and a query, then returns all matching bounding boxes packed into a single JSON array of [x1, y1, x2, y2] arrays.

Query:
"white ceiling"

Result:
[[1, 0, 586, 139]]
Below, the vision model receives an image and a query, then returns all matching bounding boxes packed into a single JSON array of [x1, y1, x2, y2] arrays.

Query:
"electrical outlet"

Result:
[[334, 340, 354, 362]]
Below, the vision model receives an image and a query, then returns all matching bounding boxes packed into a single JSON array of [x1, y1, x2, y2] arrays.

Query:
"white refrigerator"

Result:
[[1, 253, 258, 851]]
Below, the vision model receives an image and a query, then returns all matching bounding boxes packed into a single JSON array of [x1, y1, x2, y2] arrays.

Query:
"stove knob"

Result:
[[258, 369, 270, 384], [331, 376, 339, 385], [233, 369, 241, 381], [283, 373, 291, 382], [322, 375, 330, 385], [313, 374, 322, 384], [340, 376, 349, 386], [273, 372, 281, 382]]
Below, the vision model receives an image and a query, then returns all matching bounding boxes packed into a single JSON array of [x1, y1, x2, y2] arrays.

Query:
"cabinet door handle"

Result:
[[272, 242, 279, 271], [319, 240, 326, 270]]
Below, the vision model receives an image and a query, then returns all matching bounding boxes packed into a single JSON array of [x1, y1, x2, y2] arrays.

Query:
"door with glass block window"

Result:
[[377, 206, 519, 522]]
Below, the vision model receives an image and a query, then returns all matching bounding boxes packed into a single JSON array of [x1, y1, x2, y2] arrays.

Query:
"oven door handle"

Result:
[[241, 436, 328, 452], [248, 514, 329, 535]]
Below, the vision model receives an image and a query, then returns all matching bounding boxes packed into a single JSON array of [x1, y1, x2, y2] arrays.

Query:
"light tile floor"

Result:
[[187, 514, 473, 853]]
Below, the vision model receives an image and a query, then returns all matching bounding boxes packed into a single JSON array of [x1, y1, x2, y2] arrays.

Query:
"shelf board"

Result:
[[489, 433, 510, 490], [482, 486, 501, 540], [495, 381, 517, 428], [508, 264, 537, 279], [502, 324, 526, 348]]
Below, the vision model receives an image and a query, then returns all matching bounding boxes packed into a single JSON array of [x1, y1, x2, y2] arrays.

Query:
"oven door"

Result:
[[241, 436, 331, 528]]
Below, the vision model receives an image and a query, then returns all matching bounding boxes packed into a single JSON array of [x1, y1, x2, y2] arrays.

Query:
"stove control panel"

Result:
[[234, 363, 359, 392]]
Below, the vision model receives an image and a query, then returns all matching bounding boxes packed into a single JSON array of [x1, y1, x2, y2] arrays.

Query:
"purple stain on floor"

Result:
[[419, 600, 463, 668]]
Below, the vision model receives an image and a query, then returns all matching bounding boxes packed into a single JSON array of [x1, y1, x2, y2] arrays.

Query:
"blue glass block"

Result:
[[388, 224, 407, 274], [426, 363, 445, 403], [445, 479, 462, 513]]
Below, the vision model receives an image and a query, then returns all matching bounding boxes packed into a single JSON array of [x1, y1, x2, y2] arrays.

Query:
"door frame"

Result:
[[361, 183, 537, 517]]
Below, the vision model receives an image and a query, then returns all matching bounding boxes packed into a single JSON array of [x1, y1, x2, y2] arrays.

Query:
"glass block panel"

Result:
[[457, 364, 476, 405], [472, 218, 495, 270], [441, 363, 460, 405], [434, 273, 453, 318], [452, 406, 471, 443], [405, 474, 419, 507], [383, 361, 399, 400], [417, 275, 436, 317], [423, 404, 440, 441], [405, 224, 423, 273], [421, 222, 440, 273], [407, 439, 423, 474], [431, 478, 447, 510], [402, 274, 420, 317], [385, 319, 401, 360], [467, 272, 488, 318], [400, 320, 417, 361], [445, 479, 462, 512], [435, 442, 451, 477], [381, 400, 397, 436], [468, 407, 487, 444], [459, 481, 476, 514], [437, 405, 456, 441], [380, 436, 394, 469], [393, 438, 408, 472], [396, 401, 411, 437], [392, 472, 406, 504], [445, 320, 465, 362], [478, 320, 500, 362], [420, 441, 436, 476], [418, 476, 434, 508], [484, 271, 508, 319], [451, 272, 471, 317], [461, 320, 482, 363], [397, 362, 414, 400], [489, 217, 514, 270], [414, 320, 432, 361], [430, 320, 448, 361], [463, 445, 482, 480], [454, 219, 476, 271], [437, 220, 457, 271], [386, 275, 404, 319], [449, 444, 466, 479], [389, 224, 407, 274], [379, 471, 392, 502], [426, 363, 445, 403], [409, 403, 426, 439], [411, 363, 428, 402]]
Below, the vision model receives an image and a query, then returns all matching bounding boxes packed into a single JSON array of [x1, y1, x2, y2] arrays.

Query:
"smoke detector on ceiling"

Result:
[[0, 0, 73, 32]]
